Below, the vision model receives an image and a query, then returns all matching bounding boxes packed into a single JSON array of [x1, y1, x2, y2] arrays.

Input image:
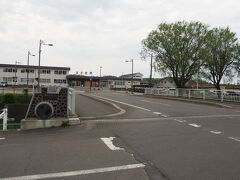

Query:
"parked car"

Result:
[[0, 82, 8, 87], [225, 91, 240, 96]]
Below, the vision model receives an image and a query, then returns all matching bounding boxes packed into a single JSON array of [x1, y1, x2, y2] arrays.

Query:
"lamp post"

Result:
[[38, 40, 53, 91], [14, 61, 20, 94], [99, 66, 102, 88], [27, 51, 35, 86], [125, 59, 133, 93]]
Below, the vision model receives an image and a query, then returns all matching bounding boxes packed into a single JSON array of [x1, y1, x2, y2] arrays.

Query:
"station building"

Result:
[[0, 64, 70, 86], [66, 75, 142, 89]]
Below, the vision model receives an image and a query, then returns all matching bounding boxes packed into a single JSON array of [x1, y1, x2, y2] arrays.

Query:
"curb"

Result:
[[133, 94, 233, 109], [77, 93, 126, 120]]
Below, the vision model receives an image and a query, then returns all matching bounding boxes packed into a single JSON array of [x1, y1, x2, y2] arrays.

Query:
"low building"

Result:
[[157, 77, 176, 88], [66, 75, 141, 89], [0, 64, 70, 86], [119, 72, 143, 80]]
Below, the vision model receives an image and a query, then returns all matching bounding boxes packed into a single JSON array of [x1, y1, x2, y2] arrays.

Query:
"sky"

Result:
[[0, 0, 240, 79]]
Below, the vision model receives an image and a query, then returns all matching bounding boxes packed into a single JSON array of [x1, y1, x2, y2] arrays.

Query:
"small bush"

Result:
[[23, 88, 28, 95], [61, 121, 70, 128]]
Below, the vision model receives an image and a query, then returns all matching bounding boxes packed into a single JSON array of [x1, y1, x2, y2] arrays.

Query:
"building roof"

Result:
[[119, 72, 143, 77], [0, 64, 70, 70]]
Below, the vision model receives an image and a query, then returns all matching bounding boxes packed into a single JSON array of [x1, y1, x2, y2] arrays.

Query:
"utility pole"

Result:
[[38, 40, 42, 91], [131, 59, 133, 93], [150, 54, 153, 87], [100, 66, 102, 88]]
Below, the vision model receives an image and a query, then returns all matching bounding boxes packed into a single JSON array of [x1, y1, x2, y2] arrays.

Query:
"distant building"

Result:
[[157, 77, 176, 88], [119, 72, 143, 80], [66, 75, 142, 89], [0, 64, 70, 86]]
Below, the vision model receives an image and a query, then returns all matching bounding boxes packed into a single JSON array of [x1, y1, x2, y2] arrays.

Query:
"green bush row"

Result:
[[0, 93, 32, 107]]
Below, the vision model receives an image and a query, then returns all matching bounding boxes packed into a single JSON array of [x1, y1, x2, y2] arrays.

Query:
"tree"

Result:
[[234, 46, 240, 72], [141, 21, 208, 88], [202, 27, 240, 90]]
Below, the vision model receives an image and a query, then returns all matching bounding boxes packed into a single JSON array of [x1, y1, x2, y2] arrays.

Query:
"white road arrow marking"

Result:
[[101, 137, 124, 151]]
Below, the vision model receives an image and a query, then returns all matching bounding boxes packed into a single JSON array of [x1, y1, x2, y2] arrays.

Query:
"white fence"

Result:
[[68, 88, 76, 115], [0, 108, 8, 130], [145, 88, 240, 103]]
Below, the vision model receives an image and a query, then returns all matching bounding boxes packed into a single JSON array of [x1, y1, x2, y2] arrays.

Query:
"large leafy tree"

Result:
[[202, 27, 240, 90], [141, 21, 208, 88]]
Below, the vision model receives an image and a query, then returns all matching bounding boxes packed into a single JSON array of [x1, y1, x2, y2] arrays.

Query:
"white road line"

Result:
[[101, 137, 124, 151], [177, 114, 240, 119], [0, 137, 5, 140], [174, 119, 185, 123], [140, 100, 170, 106], [153, 112, 162, 115], [228, 137, 240, 142], [210, 131, 222, 135], [92, 95, 151, 112], [188, 123, 201, 128], [161, 115, 169, 118], [1, 163, 145, 180]]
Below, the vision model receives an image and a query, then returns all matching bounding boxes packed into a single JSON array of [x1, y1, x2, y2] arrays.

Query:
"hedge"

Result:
[[0, 93, 32, 107]]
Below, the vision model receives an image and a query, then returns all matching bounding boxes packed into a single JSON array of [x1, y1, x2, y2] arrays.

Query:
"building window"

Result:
[[39, 69, 51, 74], [3, 77, 14, 82], [39, 79, 51, 83], [54, 79, 66, 83], [54, 70, 67, 75], [21, 69, 35, 73], [3, 68, 17, 73], [20, 78, 34, 83]]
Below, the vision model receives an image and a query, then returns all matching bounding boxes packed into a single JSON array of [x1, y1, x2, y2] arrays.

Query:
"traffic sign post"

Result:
[[90, 77, 92, 92]]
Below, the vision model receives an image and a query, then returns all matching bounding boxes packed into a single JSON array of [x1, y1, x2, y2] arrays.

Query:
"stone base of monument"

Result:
[[21, 117, 80, 130]]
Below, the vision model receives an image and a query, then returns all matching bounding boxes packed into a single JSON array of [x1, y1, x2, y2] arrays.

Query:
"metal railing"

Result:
[[145, 88, 240, 103], [68, 88, 76, 115]]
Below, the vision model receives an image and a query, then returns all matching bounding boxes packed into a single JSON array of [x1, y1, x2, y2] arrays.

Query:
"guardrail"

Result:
[[145, 88, 240, 103], [0, 108, 8, 131], [68, 88, 76, 115]]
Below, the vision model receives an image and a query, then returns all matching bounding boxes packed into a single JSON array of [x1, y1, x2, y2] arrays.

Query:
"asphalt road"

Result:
[[0, 90, 240, 180]]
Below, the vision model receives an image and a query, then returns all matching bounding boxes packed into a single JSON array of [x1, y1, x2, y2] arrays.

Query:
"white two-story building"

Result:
[[0, 64, 70, 86]]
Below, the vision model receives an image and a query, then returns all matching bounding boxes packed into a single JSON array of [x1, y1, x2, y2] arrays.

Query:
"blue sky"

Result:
[[0, 0, 239, 81]]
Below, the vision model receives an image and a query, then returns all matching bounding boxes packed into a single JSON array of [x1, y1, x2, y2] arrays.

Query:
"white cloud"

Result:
[[0, 0, 239, 78]]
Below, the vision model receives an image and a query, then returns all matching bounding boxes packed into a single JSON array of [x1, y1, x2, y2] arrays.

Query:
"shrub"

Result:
[[23, 88, 28, 95], [61, 121, 70, 128]]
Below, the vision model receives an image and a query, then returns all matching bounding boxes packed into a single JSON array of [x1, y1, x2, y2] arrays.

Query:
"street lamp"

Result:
[[14, 61, 20, 94], [27, 51, 35, 86], [38, 40, 53, 91], [125, 59, 133, 93]]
